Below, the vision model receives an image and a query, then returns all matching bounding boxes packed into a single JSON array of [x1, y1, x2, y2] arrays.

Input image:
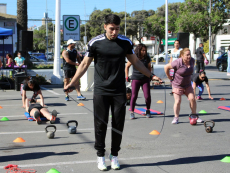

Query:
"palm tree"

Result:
[[17, 0, 27, 51]]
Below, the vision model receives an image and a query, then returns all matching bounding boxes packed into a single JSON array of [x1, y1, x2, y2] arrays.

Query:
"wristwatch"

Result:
[[149, 74, 155, 80]]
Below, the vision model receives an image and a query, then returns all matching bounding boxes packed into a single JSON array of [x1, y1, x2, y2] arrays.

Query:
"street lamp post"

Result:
[[51, 0, 62, 84], [125, 0, 126, 36], [46, 0, 48, 59], [209, 0, 212, 63], [165, 0, 168, 64]]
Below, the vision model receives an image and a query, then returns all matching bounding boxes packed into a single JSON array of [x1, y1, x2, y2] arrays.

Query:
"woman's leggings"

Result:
[[130, 79, 151, 111], [191, 81, 204, 96]]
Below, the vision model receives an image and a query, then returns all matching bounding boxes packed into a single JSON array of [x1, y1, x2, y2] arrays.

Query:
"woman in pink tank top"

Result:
[[5, 53, 14, 69]]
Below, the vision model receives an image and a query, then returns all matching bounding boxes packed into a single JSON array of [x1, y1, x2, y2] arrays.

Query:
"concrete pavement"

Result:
[[0, 62, 230, 173]]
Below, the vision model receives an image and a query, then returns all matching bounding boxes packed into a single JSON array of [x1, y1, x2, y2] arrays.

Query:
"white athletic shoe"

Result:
[[97, 156, 107, 171], [109, 154, 120, 170]]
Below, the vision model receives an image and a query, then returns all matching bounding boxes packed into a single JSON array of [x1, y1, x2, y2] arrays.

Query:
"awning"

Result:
[[161, 38, 177, 46]]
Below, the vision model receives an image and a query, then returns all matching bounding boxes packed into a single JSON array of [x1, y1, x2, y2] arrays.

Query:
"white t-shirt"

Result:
[[171, 48, 182, 62]]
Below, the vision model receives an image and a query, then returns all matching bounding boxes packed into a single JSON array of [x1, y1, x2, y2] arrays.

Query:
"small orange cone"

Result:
[[149, 130, 160, 135], [157, 100, 164, 103], [13, 137, 25, 143], [220, 98, 226, 100], [0, 106, 2, 109], [77, 103, 84, 106]]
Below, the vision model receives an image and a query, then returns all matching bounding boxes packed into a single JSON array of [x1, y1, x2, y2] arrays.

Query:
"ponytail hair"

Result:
[[199, 70, 206, 75]]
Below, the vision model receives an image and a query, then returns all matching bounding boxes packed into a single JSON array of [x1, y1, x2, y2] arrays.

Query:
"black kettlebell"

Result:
[[67, 120, 78, 134], [204, 121, 215, 133], [45, 125, 56, 139]]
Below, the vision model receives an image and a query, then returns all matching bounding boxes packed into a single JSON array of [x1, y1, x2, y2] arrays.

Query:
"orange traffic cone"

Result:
[[0, 106, 2, 109], [149, 130, 160, 135], [157, 100, 164, 103], [78, 103, 84, 106], [13, 137, 25, 143]]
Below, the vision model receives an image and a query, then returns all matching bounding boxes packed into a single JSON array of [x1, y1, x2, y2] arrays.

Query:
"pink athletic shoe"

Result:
[[197, 96, 203, 100]]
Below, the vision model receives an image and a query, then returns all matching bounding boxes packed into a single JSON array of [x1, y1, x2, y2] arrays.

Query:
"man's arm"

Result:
[[62, 50, 78, 66], [65, 56, 93, 89], [205, 82, 213, 99], [126, 54, 162, 81], [126, 54, 151, 78], [25, 98, 29, 112]]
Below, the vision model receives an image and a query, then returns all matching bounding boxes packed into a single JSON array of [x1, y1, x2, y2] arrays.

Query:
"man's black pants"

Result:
[[93, 94, 126, 157], [196, 60, 205, 73]]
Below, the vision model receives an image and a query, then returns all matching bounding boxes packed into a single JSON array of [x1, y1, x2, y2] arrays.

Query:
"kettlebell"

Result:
[[189, 114, 198, 125], [204, 121, 215, 133], [45, 125, 56, 139], [67, 120, 78, 134]]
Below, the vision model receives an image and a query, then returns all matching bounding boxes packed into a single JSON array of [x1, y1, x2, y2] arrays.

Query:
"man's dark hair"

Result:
[[174, 40, 180, 44], [104, 14, 121, 25], [199, 43, 203, 46]]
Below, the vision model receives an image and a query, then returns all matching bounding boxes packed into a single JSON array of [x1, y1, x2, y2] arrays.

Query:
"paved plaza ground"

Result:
[[0, 63, 230, 173]]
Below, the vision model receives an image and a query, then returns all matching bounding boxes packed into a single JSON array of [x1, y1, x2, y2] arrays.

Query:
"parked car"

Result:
[[45, 52, 54, 61], [153, 51, 171, 62], [216, 52, 227, 71], [30, 56, 47, 62], [29, 53, 47, 61]]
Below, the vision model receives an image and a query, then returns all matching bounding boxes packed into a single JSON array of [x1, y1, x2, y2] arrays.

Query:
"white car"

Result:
[[153, 51, 171, 62]]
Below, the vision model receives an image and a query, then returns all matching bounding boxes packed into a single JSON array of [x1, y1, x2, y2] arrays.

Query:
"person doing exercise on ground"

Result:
[[191, 71, 213, 100], [25, 98, 57, 125], [21, 78, 44, 108]]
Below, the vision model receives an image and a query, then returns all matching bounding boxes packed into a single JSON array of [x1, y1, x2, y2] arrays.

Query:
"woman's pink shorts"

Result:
[[172, 86, 193, 96]]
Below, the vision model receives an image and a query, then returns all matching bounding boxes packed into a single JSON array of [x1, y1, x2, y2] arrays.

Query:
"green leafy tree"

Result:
[[88, 8, 114, 38], [129, 10, 155, 43], [144, 3, 181, 54], [176, 0, 230, 55]]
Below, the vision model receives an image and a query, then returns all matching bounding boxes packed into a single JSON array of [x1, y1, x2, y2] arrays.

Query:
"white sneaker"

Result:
[[197, 117, 203, 123], [171, 117, 179, 124], [97, 156, 107, 171], [109, 154, 120, 170]]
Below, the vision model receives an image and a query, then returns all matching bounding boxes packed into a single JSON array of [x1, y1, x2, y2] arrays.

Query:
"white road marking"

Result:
[[0, 155, 173, 168], [41, 87, 60, 95], [0, 113, 88, 118], [0, 128, 96, 135]]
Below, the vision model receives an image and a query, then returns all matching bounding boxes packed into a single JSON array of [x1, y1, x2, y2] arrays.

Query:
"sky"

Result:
[[1, 0, 184, 27]]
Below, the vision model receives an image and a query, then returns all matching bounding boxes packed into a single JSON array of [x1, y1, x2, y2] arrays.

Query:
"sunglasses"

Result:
[[201, 77, 206, 79]]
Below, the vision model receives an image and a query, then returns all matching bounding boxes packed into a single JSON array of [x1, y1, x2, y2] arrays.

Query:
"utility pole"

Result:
[[51, 0, 62, 84], [125, 0, 126, 36], [165, 0, 168, 64], [83, 0, 87, 51], [46, 0, 48, 59], [209, 0, 212, 64]]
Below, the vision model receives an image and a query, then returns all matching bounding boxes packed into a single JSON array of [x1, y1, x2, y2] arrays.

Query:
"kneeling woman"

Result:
[[25, 99, 57, 124]]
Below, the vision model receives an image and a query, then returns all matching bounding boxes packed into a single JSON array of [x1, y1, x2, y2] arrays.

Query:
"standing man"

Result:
[[65, 14, 162, 171], [62, 39, 86, 101], [195, 43, 208, 73]]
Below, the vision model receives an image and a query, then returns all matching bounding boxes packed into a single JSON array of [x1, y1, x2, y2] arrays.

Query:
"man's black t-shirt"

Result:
[[86, 33, 134, 96], [131, 57, 150, 80], [196, 47, 205, 62], [63, 49, 77, 71], [23, 82, 41, 92], [192, 73, 208, 85]]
